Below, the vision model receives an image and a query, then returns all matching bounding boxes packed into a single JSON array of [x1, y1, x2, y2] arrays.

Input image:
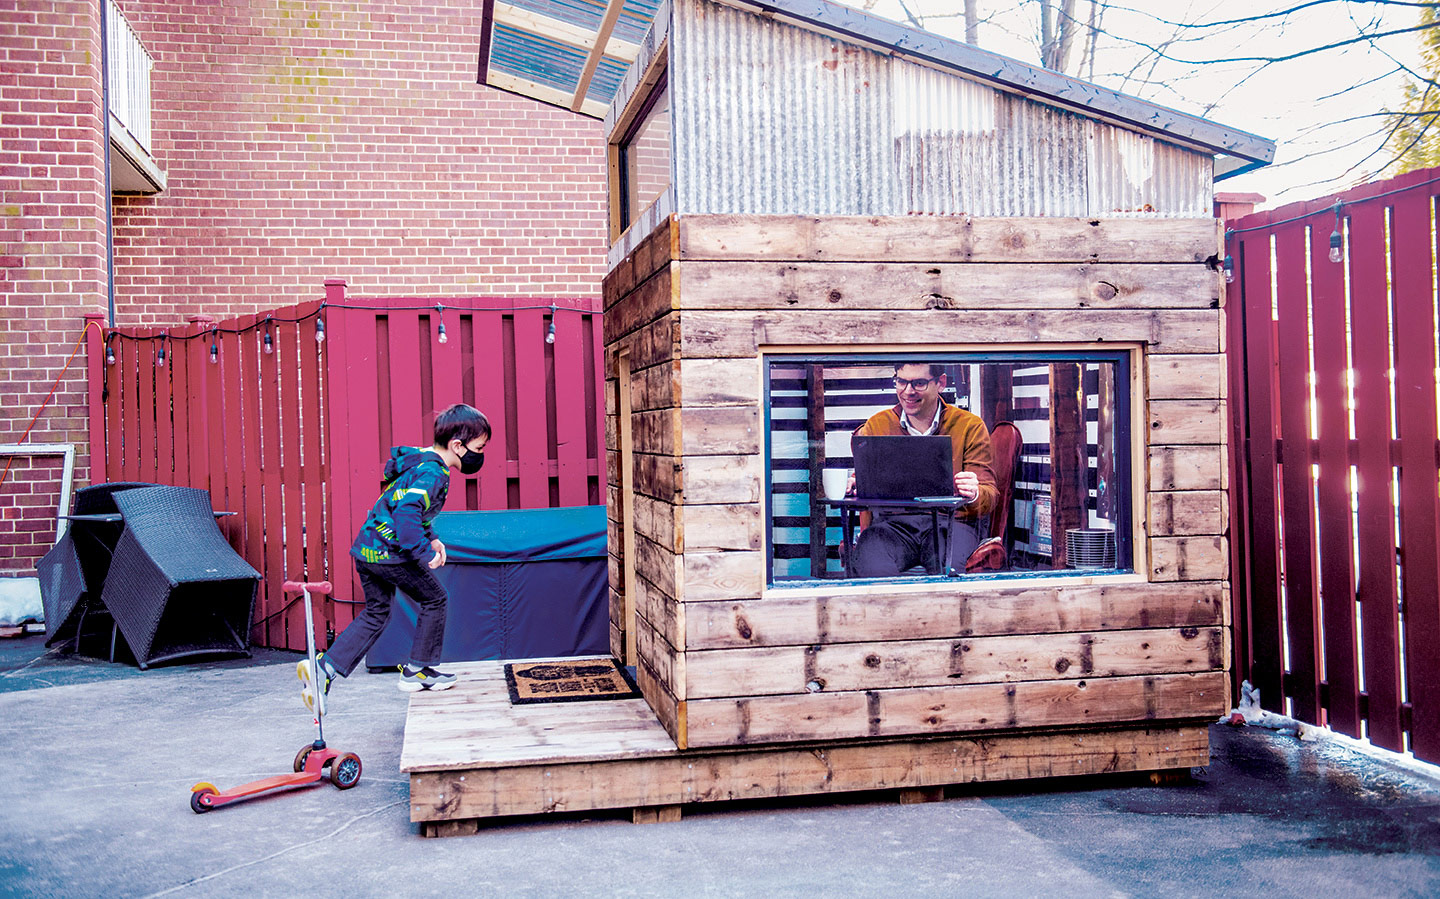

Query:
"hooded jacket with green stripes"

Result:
[[350, 446, 451, 565]]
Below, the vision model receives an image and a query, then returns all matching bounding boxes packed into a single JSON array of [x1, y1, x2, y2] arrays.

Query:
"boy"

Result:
[[299, 403, 490, 711]]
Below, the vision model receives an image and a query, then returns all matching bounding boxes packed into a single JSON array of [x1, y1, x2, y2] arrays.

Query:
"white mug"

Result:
[[821, 468, 849, 501]]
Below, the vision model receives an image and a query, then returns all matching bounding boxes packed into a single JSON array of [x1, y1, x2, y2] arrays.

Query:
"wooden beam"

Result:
[[684, 671, 1227, 747], [676, 215, 1222, 264], [684, 627, 1226, 699], [618, 351, 637, 667], [487, 70, 608, 119], [493, 1, 640, 62], [1050, 362, 1086, 569], [572, 0, 626, 112], [676, 261, 1219, 311], [806, 364, 828, 578], [676, 310, 1220, 357], [409, 718, 1209, 824], [683, 580, 1226, 650]]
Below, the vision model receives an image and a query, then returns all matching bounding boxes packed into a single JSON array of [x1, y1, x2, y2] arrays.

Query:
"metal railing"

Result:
[[106, 0, 152, 152]]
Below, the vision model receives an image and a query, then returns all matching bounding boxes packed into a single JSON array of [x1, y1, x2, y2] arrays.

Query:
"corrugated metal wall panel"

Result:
[[672, 0, 1212, 218], [675, 0, 894, 215]]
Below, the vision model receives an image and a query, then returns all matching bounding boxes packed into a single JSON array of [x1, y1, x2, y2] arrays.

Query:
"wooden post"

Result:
[[1050, 362, 1085, 569], [806, 364, 827, 578], [980, 363, 1013, 426], [617, 351, 638, 667], [1095, 363, 1116, 524]]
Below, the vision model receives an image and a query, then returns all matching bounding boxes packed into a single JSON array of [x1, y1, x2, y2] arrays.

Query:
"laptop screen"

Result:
[[851, 435, 954, 500]]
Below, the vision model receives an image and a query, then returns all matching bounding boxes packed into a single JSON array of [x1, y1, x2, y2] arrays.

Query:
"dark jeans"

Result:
[[324, 558, 448, 676], [849, 513, 982, 577]]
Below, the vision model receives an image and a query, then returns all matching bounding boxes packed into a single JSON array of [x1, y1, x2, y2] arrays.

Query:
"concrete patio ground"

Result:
[[3, 632, 1440, 898]]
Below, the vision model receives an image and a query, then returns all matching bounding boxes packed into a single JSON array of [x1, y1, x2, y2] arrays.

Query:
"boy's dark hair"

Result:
[[434, 403, 491, 447]]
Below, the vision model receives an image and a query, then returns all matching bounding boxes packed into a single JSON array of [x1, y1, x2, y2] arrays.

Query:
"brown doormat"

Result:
[[503, 658, 641, 704]]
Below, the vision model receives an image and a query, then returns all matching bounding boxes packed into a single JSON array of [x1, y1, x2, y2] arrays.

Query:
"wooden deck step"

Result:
[[402, 659, 1210, 836]]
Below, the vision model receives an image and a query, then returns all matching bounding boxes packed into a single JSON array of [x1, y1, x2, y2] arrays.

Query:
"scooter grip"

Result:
[[282, 580, 333, 595]]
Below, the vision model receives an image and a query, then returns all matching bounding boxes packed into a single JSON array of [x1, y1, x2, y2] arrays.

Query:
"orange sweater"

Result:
[[855, 401, 997, 522]]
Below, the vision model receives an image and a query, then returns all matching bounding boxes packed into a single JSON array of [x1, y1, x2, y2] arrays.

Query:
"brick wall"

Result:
[[111, 0, 609, 324], [2, 0, 611, 573], [0, 1, 108, 573]]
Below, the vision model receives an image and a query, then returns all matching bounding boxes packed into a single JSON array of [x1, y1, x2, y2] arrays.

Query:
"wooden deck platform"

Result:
[[401, 658, 1212, 836]]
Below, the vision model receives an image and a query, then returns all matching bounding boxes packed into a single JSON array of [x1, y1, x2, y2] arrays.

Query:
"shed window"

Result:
[[618, 80, 670, 231], [765, 352, 1134, 585]]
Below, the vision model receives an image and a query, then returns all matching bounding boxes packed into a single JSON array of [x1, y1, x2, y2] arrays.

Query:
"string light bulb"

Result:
[[315, 316, 325, 344], [436, 305, 447, 344], [1328, 201, 1344, 264], [209, 327, 219, 364], [545, 305, 556, 345], [263, 318, 274, 354], [1221, 229, 1235, 284], [105, 339, 116, 366], [156, 337, 166, 368]]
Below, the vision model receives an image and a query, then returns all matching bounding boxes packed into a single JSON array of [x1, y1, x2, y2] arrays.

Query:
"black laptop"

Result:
[[851, 435, 954, 501]]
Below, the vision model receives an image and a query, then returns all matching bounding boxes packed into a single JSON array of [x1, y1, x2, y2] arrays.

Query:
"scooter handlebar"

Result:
[[282, 580, 333, 595]]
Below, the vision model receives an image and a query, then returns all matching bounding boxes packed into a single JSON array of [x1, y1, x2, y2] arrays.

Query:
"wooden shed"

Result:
[[402, 0, 1275, 833]]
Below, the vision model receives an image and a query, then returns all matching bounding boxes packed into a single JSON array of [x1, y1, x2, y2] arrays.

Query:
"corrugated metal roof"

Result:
[[482, 0, 1274, 173], [674, 0, 1214, 218]]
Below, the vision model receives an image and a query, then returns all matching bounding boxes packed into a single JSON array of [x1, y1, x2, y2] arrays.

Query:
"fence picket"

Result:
[[154, 328, 174, 487], [1309, 210, 1360, 736], [388, 308, 426, 449], [1347, 200, 1405, 750], [1237, 219, 1285, 710], [554, 306, 590, 507], [431, 305, 466, 506], [85, 317, 107, 485], [169, 324, 193, 489], [1391, 192, 1440, 762], [321, 287, 359, 632], [1273, 223, 1322, 722], [514, 309, 549, 508], [472, 311, 509, 509]]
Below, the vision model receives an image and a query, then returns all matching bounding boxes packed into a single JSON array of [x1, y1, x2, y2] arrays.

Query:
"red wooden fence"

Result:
[[87, 281, 605, 653], [1227, 166, 1440, 762]]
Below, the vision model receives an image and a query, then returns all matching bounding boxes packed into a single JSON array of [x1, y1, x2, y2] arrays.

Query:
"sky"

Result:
[[831, 0, 1430, 210]]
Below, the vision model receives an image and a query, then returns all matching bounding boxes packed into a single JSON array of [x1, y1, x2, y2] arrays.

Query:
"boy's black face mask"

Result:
[[457, 446, 485, 475]]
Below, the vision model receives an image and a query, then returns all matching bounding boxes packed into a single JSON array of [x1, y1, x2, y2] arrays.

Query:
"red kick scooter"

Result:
[[190, 580, 362, 812]]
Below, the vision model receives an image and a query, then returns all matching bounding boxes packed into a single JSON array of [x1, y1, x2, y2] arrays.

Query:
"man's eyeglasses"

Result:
[[893, 376, 937, 392]]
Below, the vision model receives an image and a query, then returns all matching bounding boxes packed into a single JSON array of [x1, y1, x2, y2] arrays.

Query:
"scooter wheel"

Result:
[[190, 786, 218, 814], [332, 753, 362, 789], [293, 745, 313, 773]]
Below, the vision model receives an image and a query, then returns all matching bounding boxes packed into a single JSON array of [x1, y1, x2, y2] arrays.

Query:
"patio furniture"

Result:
[[100, 486, 260, 669], [37, 481, 158, 656]]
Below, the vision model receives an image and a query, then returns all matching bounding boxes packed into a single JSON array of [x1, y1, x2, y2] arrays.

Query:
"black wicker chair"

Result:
[[100, 486, 260, 669], [38, 481, 157, 656]]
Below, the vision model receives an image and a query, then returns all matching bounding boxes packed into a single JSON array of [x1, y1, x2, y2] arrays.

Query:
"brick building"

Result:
[[1, 0, 611, 571]]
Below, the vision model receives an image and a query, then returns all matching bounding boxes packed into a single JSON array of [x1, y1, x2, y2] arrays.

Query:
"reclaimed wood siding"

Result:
[[607, 214, 1229, 749]]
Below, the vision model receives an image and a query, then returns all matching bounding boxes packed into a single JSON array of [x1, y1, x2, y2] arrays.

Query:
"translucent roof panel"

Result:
[[481, 0, 662, 118], [491, 23, 590, 94]]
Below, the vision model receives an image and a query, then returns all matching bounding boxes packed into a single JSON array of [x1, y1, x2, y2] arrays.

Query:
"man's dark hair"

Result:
[[434, 403, 491, 447], [894, 363, 945, 379]]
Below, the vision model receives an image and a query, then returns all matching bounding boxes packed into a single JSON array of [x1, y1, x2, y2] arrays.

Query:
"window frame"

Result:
[[761, 348, 1138, 588], [616, 73, 670, 235]]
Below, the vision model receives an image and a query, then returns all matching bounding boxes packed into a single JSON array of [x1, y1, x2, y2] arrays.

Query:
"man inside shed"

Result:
[[848, 362, 997, 577]]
